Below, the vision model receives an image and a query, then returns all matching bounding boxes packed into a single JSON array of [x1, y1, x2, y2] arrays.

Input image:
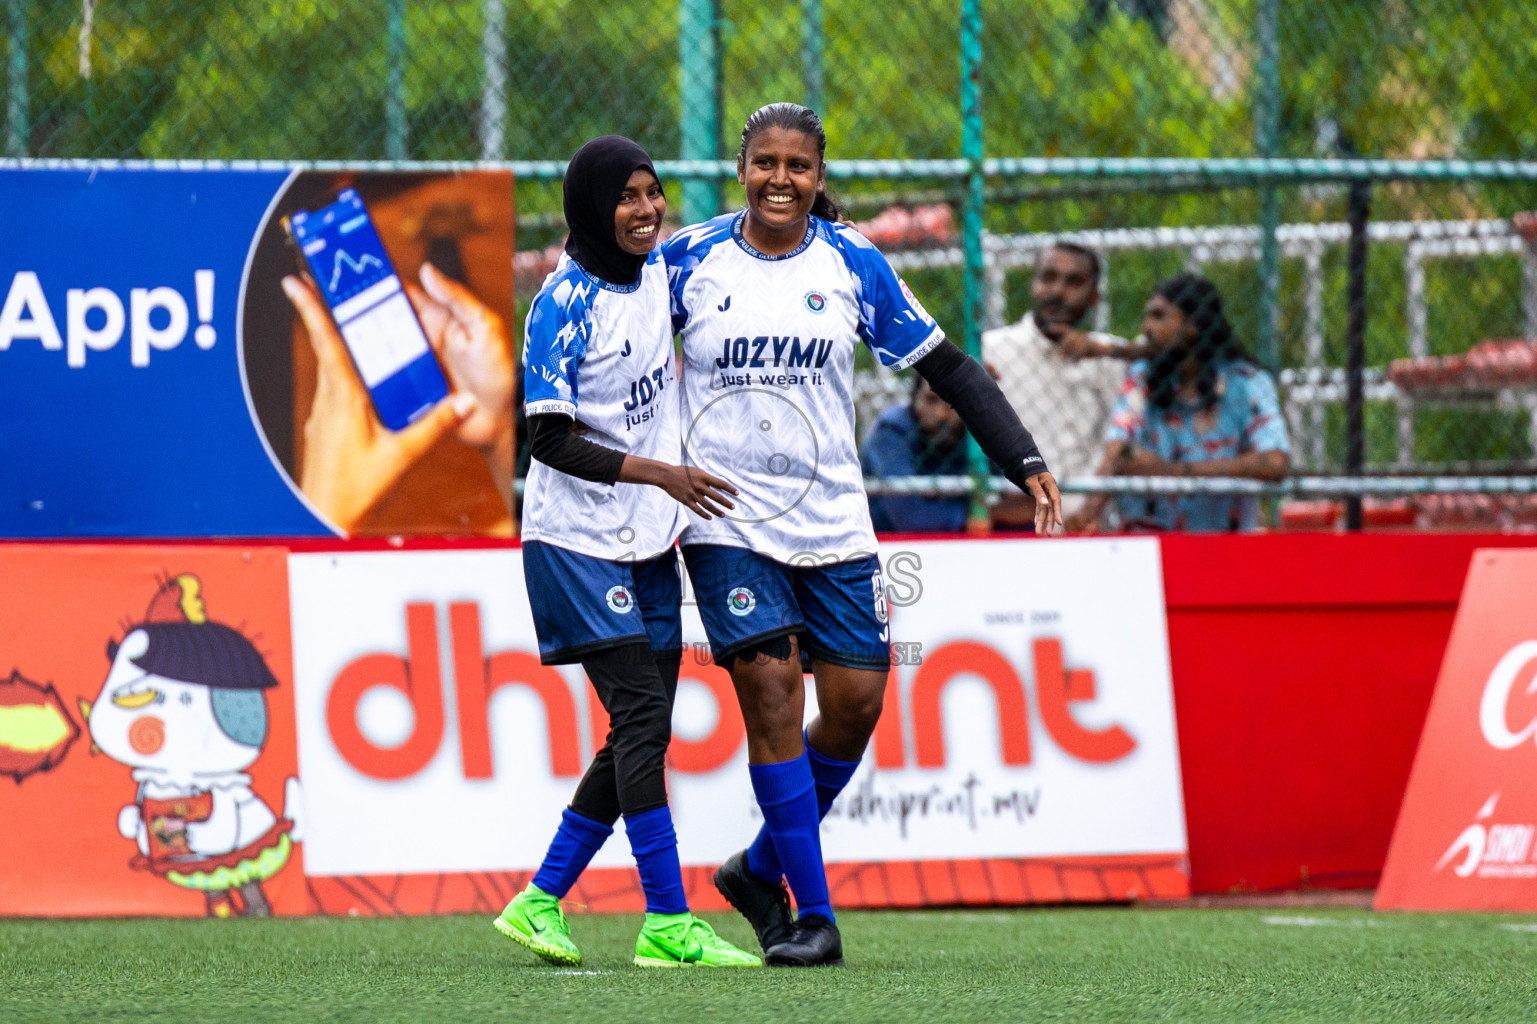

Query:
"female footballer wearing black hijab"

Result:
[[493, 136, 757, 969]]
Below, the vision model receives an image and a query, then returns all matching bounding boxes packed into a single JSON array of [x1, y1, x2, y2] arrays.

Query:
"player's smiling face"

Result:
[[739, 127, 825, 241], [614, 167, 665, 256]]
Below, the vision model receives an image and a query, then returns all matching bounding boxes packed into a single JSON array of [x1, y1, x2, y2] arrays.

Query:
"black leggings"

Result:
[[567, 642, 682, 825]]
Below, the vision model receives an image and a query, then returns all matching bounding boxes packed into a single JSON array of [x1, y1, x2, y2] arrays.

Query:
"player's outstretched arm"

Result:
[[913, 339, 1063, 534], [527, 413, 738, 519]]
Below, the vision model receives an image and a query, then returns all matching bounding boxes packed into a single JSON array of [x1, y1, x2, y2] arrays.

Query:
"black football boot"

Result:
[[764, 913, 844, 967], [713, 850, 795, 952]]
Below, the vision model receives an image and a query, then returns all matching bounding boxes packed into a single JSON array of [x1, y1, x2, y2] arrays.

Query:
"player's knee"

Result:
[[821, 671, 887, 738], [742, 687, 800, 734], [610, 691, 670, 737], [837, 687, 885, 737], [732, 668, 803, 740]]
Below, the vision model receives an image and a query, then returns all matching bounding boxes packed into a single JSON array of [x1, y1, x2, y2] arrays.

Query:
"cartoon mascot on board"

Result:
[[81, 574, 302, 917]]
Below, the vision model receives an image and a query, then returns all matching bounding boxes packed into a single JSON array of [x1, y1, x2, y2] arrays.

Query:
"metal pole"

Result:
[[802, 0, 824, 114], [960, 0, 989, 528], [386, 0, 407, 160], [1255, 0, 1280, 368], [1523, 235, 1537, 341], [79, 0, 93, 80], [680, 0, 721, 224], [479, 0, 506, 161], [1345, 180, 1371, 531], [5, 0, 26, 158]]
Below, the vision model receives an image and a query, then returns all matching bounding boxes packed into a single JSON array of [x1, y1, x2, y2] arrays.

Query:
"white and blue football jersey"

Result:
[[663, 212, 944, 563], [521, 251, 684, 561]]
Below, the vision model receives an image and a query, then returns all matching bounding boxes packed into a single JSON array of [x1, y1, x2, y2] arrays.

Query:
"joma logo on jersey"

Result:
[[714, 336, 833, 370]]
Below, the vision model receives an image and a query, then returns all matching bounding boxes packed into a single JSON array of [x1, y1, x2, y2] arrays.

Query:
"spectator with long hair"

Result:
[[1077, 274, 1290, 532]]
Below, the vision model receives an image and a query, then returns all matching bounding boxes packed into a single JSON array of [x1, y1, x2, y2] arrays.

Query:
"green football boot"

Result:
[[633, 912, 764, 968], [493, 884, 582, 966]]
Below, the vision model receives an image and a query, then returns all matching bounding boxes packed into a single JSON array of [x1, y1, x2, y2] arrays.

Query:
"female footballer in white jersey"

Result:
[[494, 136, 758, 969], [663, 104, 1062, 966]]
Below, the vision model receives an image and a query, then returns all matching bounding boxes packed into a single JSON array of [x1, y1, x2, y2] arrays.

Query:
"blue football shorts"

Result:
[[522, 541, 683, 665], [681, 544, 891, 671]]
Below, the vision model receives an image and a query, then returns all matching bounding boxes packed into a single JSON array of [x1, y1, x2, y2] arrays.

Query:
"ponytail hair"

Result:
[[738, 102, 844, 222]]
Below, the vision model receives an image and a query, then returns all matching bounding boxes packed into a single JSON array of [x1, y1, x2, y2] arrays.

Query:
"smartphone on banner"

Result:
[[282, 189, 449, 431]]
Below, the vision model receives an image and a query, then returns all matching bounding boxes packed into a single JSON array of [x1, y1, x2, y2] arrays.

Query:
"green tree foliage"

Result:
[[7, 0, 1536, 169]]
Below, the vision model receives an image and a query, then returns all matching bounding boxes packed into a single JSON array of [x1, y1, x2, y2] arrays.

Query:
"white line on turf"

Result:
[[1262, 916, 1380, 928], [1498, 923, 1537, 932]]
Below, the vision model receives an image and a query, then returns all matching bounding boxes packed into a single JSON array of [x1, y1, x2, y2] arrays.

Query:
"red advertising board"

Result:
[[0, 544, 304, 917], [1376, 548, 1537, 910]]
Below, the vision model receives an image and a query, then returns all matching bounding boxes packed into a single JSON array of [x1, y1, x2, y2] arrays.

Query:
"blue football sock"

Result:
[[531, 808, 613, 899], [744, 735, 861, 887], [624, 805, 689, 915], [748, 751, 834, 922], [808, 741, 863, 815]]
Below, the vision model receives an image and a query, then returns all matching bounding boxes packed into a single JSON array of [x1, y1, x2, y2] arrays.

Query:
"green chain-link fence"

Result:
[[8, 0, 1537, 529]]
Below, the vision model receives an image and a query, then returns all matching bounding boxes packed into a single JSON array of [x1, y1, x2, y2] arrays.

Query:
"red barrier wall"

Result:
[[1160, 533, 1537, 894]]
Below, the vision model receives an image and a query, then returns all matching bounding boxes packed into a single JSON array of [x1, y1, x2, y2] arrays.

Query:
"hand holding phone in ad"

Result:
[[408, 262, 516, 503], [282, 275, 473, 534], [283, 190, 451, 430]]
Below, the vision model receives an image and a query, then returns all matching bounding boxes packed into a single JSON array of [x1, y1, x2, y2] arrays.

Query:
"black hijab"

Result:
[[563, 135, 657, 287]]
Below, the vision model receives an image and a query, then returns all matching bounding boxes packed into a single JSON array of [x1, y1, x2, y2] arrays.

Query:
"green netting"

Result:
[[7, 0, 1537, 526]]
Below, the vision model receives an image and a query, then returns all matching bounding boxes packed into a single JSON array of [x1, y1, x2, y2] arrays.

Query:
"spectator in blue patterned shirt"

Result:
[[860, 376, 971, 533], [1074, 274, 1290, 532]]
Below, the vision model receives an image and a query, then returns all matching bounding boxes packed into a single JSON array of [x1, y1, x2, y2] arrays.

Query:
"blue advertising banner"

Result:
[[0, 167, 516, 538]]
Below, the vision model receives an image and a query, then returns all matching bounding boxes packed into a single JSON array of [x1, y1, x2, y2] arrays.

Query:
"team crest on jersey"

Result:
[[605, 586, 635, 614], [803, 290, 828, 314], [727, 587, 756, 616]]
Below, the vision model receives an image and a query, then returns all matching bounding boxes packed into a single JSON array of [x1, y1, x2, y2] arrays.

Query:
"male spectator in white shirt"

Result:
[[982, 242, 1141, 531]]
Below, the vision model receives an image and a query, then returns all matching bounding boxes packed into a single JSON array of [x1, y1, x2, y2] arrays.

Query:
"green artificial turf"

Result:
[[4, 907, 1537, 1023]]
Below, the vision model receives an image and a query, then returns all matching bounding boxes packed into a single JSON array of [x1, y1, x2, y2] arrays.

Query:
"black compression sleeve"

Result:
[[913, 339, 1048, 489], [528, 413, 627, 486]]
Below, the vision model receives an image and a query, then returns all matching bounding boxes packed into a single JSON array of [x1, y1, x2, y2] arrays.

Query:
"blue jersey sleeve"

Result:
[[826, 221, 945, 371], [522, 267, 596, 418], [661, 215, 735, 335]]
